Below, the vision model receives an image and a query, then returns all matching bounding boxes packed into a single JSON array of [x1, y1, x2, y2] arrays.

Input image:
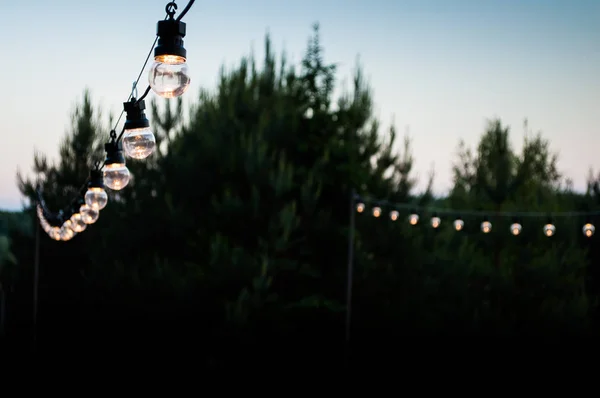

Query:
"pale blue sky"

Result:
[[0, 0, 598, 210]]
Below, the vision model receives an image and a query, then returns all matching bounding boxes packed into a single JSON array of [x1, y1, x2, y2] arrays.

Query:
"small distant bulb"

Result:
[[103, 163, 131, 191], [510, 223, 522, 236], [148, 55, 191, 98], [431, 217, 441, 229], [356, 203, 365, 213], [390, 210, 399, 221], [70, 213, 87, 233], [372, 207, 382, 218], [63, 219, 74, 232], [583, 223, 595, 238], [60, 226, 75, 241], [453, 219, 464, 231], [80, 204, 99, 225], [543, 223, 556, 237], [408, 214, 419, 225], [481, 221, 492, 234], [48, 227, 61, 241], [85, 187, 108, 210]]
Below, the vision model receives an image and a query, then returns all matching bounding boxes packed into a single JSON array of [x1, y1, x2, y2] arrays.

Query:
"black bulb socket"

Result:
[[123, 99, 150, 130], [154, 19, 187, 60], [105, 141, 125, 165], [88, 169, 104, 189]]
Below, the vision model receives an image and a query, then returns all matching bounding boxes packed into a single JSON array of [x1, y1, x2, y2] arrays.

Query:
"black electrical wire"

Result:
[[176, 0, 196, 21]]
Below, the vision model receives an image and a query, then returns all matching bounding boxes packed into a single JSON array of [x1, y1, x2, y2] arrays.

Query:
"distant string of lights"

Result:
[[35, 1, 196, 242], [355, 195, 597, 238]]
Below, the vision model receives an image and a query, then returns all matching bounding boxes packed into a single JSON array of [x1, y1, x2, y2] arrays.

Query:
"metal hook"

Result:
[[166, 2, 178, 19], [131, 81, 138, 100], [110, 130, 117, 140]]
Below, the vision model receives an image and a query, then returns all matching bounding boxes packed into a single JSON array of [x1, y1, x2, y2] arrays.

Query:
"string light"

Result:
[[85, 169, 108, 210], [103, 138, 131, 191], [122, 98, 156, 159], [583, 223, 595, 237], [148, 1, 192, 98], [354, 194, 598, 238], [79, 204, 99, 225], [35, 0, 197, 242], [453, 219, 464, 231], [481, 221, 492, 234], [408, 214, 419, 225], [510, 223, 522, 236], [543, 223, 556, 237]]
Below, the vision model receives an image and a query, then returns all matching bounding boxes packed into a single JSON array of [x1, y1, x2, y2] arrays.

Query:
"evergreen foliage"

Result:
[[4, 26, 600, 360]]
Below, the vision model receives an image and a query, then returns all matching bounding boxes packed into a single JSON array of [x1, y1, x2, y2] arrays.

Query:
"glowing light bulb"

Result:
[[543, 224, 556, 237], [390, 210, 399, 221], [103, 163, 130, 191], [123, 128, 156, 159], [583, 223, 595, 238], [63, 219, 74, 231], [70, 213, 87, 233], [372, 207, 382, 218], [60, 226, 75, 241], [48, 227, 61, 241], [510, 223, 522, 236], [148, 56, 190, 98], [481, 221, 492, 234], [85, 187, 108, 210], [431, 217, 441, 228], [80, 204, 99, 224], [41, 220, 51, 233], [122, 98, 155, 159], [408, 214, 419, 225], [453, 219, 464, 231], [356, 203, 365, 213]]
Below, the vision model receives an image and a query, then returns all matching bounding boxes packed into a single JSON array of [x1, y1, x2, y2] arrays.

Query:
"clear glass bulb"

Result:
[[356, 203, 365, 213], [372, 207, 381, 217], [85, 187, 108, 210], [148, 55, 191, 98], [390, 211, 399, 221], [481, 221, 492, 233], [49, 226, 61, 241], [123, 127, 156, 159], [583, 223, 595, 237], [453, 219, 464, 231], [70, 213, 87, 233], [543, 224, 555, 237], [431, 217, 441, 228], [63, 219, 74, 231], [510, 223, 522, 236], [60, 226, 75, 241], [408, 214, 419, 225], [104, 163, 130, 191], [80, 204, 99, 224]]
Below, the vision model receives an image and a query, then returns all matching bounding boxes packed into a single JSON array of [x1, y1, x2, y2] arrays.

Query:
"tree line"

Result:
[[2, 25, 600, 361]]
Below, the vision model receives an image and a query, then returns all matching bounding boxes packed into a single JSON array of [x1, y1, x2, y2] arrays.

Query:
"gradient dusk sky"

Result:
[[0, 0, 598, 210]]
